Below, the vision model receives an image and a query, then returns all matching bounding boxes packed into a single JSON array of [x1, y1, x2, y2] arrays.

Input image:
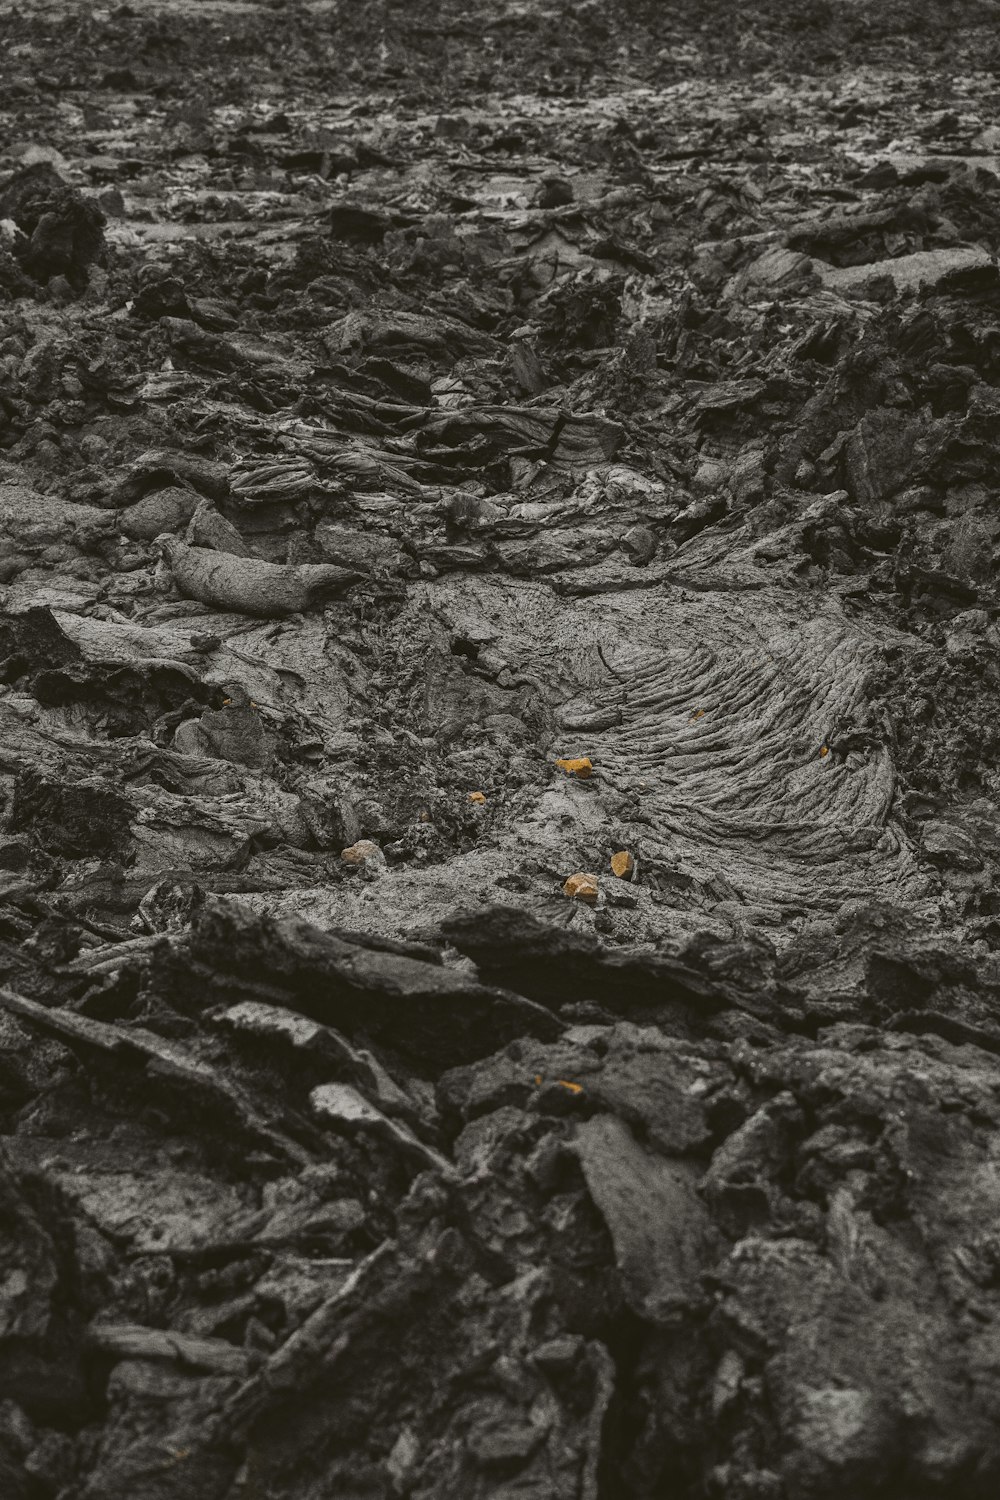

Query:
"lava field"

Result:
[[3, 2, 1000, 1496]]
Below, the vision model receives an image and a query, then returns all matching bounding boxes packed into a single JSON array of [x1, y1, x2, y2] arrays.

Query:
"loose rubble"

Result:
[[4, 1, 1000, 1496]]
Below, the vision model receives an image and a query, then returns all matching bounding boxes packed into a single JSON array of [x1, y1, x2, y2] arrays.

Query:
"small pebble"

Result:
[[563, 872, 599, 905], [341, 839, 384, 866], [556, 756, 593, 779]]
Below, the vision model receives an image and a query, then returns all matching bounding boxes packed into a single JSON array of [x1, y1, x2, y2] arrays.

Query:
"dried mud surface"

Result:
[[4, 2, 1000, 1496]]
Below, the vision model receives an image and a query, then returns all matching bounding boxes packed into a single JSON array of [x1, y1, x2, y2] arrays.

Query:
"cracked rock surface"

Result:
[[4, 1, 1000, 1496]]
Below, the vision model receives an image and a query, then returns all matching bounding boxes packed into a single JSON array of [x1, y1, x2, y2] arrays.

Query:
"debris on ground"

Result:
[[563, 871, 601, 904], [4, 0, 1000, 1495]]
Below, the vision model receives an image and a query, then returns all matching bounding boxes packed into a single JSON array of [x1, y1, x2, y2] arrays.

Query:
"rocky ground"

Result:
[[4, 1, 1000, 1495]]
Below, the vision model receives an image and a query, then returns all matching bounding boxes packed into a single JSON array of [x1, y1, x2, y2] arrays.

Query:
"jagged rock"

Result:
[[563, 871, 601, 904], [814, 245, 995, 293], [440, 905, 759, 1015], [172, 687, 274, 769], [153, 900, 564, 1066], [105, 451, 230, 509], [575, 1114, 717, 1321], [4, 5, 1000, 1496], [0, 161, 105, 290], [117, 485, 201, 541], [185, 499, 252, 557]]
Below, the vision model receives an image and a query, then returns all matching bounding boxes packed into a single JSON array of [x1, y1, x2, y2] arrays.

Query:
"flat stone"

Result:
[[814, 246, 994, 293]]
